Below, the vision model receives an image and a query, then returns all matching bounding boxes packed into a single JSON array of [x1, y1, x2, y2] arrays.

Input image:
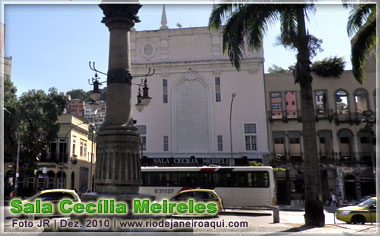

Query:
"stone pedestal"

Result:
[[94, 125, 142, 194]]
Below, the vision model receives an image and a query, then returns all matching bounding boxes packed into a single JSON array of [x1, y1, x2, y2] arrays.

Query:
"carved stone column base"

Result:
[[94, 125, 142, 194]]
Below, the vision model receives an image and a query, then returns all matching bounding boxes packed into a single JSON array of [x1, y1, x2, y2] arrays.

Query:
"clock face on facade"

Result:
[[142, 42, 155, 59]]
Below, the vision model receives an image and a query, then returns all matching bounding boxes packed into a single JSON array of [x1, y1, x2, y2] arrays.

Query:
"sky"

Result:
[[4, 4, 353, 97]]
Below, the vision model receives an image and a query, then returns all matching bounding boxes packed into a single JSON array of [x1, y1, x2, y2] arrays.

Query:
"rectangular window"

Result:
[[164, 136, 168, 152], [215, 77, 221, 102], [137, 125, 147, 151], [80, 142, 83, 157], [274, 137, 285, 144], [270, 92, 282, 119], [244, 124, 256, 134], [285, 91, 297, 119], [217, 135, 223, 151], [244, 124, 257, 151], [289, 137, 300, 144], [163, 79, 168, 103], [72, 137, 76, 156], [315, 90, 328, 114], [49, 141, 57, 160]]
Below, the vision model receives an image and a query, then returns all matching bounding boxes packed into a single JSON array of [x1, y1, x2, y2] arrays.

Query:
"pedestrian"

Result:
[[332, 193, 339, 207], [327, 189, 338, 207]]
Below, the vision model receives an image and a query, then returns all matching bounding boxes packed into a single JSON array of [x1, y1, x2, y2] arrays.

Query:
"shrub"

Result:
[[311, 56, 345, 78]]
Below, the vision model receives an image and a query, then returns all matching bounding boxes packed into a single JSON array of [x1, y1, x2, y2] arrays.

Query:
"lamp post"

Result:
[[229, 93, 236, 166], [4, 108, 21, 197], [361, 110, 376, 175]]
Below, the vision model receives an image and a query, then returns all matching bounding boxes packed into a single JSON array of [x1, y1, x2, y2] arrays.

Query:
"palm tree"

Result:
[[346, 4, 376, 84], [209, 4, 325, 227]]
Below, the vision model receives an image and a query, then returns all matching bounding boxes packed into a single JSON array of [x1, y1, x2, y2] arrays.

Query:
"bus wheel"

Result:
[[351, 215, 365, 224]]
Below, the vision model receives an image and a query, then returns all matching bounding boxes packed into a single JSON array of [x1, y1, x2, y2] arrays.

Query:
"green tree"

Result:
[[346, 4, 376, 84], [4, 79, 19, 162], [210, 4, 324, 226], [17, 88, 68, 176], [268, 64, 288, 74], [66, 89, 90, 101], [311, 56, 346, 78]]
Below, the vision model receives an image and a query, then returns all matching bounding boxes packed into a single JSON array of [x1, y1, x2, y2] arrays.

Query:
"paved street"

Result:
[[2, 206, 377, 234]]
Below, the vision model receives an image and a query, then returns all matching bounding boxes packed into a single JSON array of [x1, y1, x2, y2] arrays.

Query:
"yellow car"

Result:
[[170, 189, 224, 216], [336, 197, 376, 224], [11, 189, 81, 219]]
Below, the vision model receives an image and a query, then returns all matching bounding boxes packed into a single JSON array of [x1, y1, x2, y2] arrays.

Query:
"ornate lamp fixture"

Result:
[[88, 61, 154, 112]]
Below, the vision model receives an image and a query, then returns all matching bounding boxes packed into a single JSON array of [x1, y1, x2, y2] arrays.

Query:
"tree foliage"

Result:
[[66, 89, 90, 101], [311, 56, 346, 78], [4, 79, 19, 162], [268, 64, 288, 74], [346, 4, 376, 84], [9, 88, 68, 176]]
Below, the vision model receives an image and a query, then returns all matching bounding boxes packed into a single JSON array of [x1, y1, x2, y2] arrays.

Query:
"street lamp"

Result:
[[88, 62, 154, 113], [4, 107, 21, 197], [229, 93, 236, 166], [361, 110, 376, 175]]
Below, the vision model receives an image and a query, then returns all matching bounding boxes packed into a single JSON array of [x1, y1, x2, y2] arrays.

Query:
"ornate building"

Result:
[[265, 56, 376, 205], [130, 6, 269, 166]]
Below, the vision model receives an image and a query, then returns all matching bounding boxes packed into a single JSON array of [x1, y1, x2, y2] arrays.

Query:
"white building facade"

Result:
[[130, 9, 269, 166]]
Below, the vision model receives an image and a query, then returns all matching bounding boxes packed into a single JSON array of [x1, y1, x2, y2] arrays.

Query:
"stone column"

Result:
[[94, 4, 142, 194]]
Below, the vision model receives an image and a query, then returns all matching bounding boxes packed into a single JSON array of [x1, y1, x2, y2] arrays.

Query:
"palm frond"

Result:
[[279, 6, 298, 49], [245, 5, 280, 52], [209, 4, 236, 30], [347, 4, 376, 36], [222, 6, 250, 70], [351, 16, 376, 84]]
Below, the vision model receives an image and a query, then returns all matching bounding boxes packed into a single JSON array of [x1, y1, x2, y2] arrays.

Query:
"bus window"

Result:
[[232, 172, 248, 187], [252, 172, 269, 187]]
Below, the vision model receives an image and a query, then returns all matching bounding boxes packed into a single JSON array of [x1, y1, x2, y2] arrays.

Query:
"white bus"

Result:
[[140, 166, 276, 208]]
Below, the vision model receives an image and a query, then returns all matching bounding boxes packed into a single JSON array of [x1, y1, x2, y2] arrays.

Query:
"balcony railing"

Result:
[[353, 111, 376, 125], [269, 151, 375, 167], [41, 153, 68, 163], [315, 109, 333, 121], [268, 110, 302, 123], [333, 111, 377, 125], [268, 109, 334, 123]]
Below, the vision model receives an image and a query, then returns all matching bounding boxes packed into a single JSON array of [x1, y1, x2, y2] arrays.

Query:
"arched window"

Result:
[[354, 88, 369, 114], [335, 90, 349, 115]]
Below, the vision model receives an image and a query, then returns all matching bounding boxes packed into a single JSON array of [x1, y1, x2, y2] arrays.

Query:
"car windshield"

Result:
[[357, 198, 376, 208]]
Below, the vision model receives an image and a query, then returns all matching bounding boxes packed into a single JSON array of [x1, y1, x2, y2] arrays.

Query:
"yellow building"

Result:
[[5, 114, 96, 196]]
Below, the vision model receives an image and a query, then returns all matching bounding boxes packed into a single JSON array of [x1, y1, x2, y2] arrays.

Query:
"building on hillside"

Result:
[[84, 100, 106, 129], [264, 58, 376, 205], [67, 97, 85, 117], [5, 114, 96, 196], [130, 6, 269, 166]]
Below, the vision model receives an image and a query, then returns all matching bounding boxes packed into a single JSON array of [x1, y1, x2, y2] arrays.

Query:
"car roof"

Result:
[[40, 189, 76, 194], [179, 189, 216, 194]]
